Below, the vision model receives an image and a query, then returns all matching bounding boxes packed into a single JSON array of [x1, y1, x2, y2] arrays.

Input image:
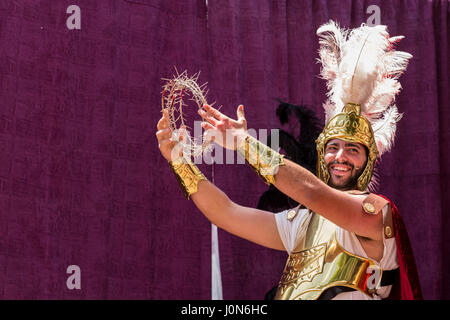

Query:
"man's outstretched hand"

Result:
[[156, 109, 187, 162], [198, 104, 248, 150]]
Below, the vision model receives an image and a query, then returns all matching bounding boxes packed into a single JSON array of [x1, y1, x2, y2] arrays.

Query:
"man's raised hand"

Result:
[[156, 109, 187, 162], [198, 104, 247, 150]]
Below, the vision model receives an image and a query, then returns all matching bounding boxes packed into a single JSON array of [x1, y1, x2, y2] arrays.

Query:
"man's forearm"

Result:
[[191, 180, 284, 250], [191, 180, 235, 228], [273, 159, 325, 211]]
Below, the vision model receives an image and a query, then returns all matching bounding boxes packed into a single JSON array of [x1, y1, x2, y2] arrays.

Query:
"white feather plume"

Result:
[[322, 99, 337, 124], [316, 20, 412, 156], [338, 24, 390, 111], [371, 105, 403, 156], [382, 50, 413, 79], [363, 77, 401, 121], [317, 21, 347, 84], [317, 21, 347, 119]]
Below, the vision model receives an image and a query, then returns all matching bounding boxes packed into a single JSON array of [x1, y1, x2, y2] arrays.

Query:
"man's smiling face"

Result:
[[324, 138, 368, 190]]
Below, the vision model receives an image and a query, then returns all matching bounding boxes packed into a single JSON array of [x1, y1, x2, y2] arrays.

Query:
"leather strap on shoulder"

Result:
[[363, 193, 394, 239], [363, 193, 389, 215]]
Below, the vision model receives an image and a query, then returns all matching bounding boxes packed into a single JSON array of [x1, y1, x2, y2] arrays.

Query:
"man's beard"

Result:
[[326, 161, 365, 191]]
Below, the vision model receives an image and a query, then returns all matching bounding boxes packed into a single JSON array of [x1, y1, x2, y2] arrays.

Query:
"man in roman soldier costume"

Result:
[[156, 21, 422, 300]]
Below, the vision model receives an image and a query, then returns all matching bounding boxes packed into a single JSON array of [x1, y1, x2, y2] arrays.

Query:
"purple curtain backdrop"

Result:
[[0, 0, 447, 299]]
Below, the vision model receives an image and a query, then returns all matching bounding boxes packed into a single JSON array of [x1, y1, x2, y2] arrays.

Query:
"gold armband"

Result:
[[237, 135, 285, 185], [169, 157, 207, 199]]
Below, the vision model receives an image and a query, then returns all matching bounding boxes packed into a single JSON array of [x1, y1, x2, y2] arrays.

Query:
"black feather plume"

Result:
[[257, 101, 323, 213]]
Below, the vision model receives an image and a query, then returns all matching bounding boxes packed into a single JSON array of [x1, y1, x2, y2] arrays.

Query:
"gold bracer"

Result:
[[169, 156, 207, 199], [237, 135, 285, 185]]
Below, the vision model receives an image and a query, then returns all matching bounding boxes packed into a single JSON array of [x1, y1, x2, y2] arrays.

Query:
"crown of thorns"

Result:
[[161, 69, 213, 157]]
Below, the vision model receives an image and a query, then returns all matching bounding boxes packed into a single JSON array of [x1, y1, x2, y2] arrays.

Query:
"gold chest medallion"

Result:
[[274, 213, 380, 300]]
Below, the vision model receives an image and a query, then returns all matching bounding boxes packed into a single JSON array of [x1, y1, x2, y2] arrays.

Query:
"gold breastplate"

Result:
[[274, 212, 380, 300]]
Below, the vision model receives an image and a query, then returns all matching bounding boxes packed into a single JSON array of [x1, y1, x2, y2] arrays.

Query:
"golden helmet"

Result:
[[316, 103, 378, 191]]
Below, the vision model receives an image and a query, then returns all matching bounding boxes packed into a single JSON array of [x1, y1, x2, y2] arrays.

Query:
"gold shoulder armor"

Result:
[[362, 194, 394, 239], [362, 193, 388, 215]]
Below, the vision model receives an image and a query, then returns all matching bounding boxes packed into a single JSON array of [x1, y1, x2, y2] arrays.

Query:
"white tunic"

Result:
[[275, 199, 398, 300]]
